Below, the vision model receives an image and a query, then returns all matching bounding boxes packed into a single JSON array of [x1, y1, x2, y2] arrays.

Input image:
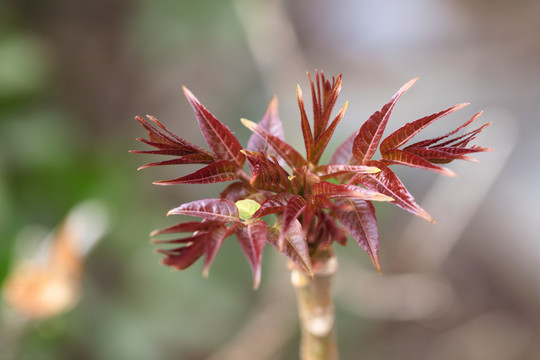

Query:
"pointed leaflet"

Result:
[[297, 85, 314, 161], [252, 193, 294, 218], [137, 153, 215, 170], [241, 118, 308, 169], [183, 87, 245, 167], [353, 78, 417, 164], [334, 198, 381, 272], [355, 161, 434, 222], [247, 96, 285, 155], [132, 115, 213, 157], [235, 221, 267, 289], [158, 240, 205, 270], [312, 181, 394, 202], [311, 101, 348, 165], [406, 146, 486, 164], [379, 103, 469, 155], [167, 198, 240, 223], [220, 181, 258, 202], [151, 232, 208, 245], [243, 150, 291, 193], [153, 160, 239, 185], [382, 149, 456, 177], [150, 221, 215, 237], [405, 111, 486, 149], [278, 196, 307, 250], [315, 164, 380, 180], [202, 224, 231, 277], [310, 72, 343, 139], [267, 221, 312, 276]]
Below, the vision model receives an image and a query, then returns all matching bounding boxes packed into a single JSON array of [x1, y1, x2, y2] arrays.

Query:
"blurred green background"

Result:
[[1, 0, 539, 359]]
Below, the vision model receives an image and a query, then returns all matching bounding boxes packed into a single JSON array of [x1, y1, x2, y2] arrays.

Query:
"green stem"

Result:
[[290, 249, 339, 360]]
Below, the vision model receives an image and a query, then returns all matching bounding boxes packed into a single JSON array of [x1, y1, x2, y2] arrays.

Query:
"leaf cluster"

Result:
[[132, 71, 491, 288]]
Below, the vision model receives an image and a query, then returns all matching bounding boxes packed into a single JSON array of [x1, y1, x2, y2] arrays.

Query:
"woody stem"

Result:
[[290, 249, 339, 360]]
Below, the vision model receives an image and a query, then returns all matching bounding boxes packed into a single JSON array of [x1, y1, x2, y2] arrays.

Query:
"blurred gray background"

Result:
[[1, 0, 538, 359]]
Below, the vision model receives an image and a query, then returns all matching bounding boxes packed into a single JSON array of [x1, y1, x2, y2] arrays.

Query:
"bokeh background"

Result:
[[1, 0, 539, 359]]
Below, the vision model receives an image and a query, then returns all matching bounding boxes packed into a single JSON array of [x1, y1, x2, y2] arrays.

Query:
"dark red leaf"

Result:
[[278, 196, 307, 250], [243, 150, 291, 193], [241, 118, 308, 169], [382, 149, 456, 177], [133, 115, 212, 156], [312, 181, 394, 202], [356, 161, 434, 222], [158, 240, 205, 270], [334, 198, 381, 272], [379, 103, 469, 154], [202, 224, 231, 277], [311, 101, 348, 165], [153, 160, 239, 185], [150, 221, 215, 237], [167, 198, 240, 223], [151, 232, 208, 245], [405, 111, 484, 149], [353, 78, 417, 164], [137, 153, 216, 170], [310, 72, 343, 139], [315, 164, 380, 180], [183, 87, 245, 167], [297, 85, 314, 161], [407, 146, 489, 164], [252, 193, 293, 218], [247, 96, 285, 156], [220, 182, 258, 202], [267, 220, 312, 276], [235, 220, 267, 289]]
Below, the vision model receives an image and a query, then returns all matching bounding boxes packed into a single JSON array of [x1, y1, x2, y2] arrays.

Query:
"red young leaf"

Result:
[[353, 78, 417, 164], [247, 96, 285, 156], [235, 220, 267, 289], [158, 240, 205, 270], [311, 101, 348, 165], [405, 111, 483, 149], [355, 161, 434, 222], [202, 224, 231, 277], [132, 115, 213, 157], [297, 85, 314, 161], [241, 118, 308, 169], [379, 103, 469, 154], [334, 198, 381, 272], [312, 181, 394, 202], [220, 181, 258, 202], [150, 221, 215, 237], [151, 232, 208, 245], [382, 149, 456, 177], [406, 146, 486, 164], [308, 71, 343, 139], [267, 220, 312, 276], [183, 86, 245, 168], [137, 153, 215, 170], [167, 198, 240, 223], [315, 164, 380, 180], [252, 193, 294, 218], [243, 150, 291, 193], [278, 195, 307, 250], [153, 160, 239, 185]]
